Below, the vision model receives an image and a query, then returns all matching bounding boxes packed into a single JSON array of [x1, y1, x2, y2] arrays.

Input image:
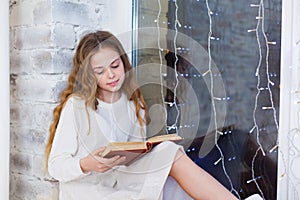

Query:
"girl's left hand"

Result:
[[80, 147, 126, 173]]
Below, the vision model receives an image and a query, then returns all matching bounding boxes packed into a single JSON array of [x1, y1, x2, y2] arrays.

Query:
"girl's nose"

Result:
[[107, 68, 115, 78]]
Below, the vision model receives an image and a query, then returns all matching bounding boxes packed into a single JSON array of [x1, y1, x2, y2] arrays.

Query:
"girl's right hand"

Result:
[[79, 147, 126, 173]]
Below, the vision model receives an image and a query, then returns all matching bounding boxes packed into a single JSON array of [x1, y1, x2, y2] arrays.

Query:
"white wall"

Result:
[[278, 0, 300, 199], [106, 0, 133, 59], [0, 1, 10, 200]]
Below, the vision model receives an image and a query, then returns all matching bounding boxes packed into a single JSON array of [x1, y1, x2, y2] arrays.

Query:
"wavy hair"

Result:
[[45, 31, 149, 166]]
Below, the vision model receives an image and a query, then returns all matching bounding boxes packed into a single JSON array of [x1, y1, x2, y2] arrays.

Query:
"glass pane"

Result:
[[133, 0, 281, 199]]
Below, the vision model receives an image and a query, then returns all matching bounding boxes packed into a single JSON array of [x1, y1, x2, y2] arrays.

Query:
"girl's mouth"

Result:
[[107, 79, 119, 87]]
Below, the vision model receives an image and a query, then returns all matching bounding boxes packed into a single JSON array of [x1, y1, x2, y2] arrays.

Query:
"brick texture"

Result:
[[9, 0, 107, 199]]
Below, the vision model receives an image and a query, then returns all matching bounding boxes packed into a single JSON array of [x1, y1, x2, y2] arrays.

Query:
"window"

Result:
[[132, 0, 281, 199]]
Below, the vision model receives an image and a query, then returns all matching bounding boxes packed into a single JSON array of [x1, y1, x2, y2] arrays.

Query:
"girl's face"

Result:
[[90, 47, 125, 100]]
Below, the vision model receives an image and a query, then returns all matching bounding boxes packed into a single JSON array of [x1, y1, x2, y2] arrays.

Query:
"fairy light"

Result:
[[246, 176, 262, 184], [250, 0, 266, 157], [156, 0, 168, 133], [260, 0, 280, 154], [217, 131, 224, 135], [202, 69, 210, 76], [205, 0, 239, 197], [170, 0, 180, 134], [214, 97, 231, 101], [137, 0, 284, 197], [249, 125, 256, 134], [261, 106, 273, 110], [137, 0, 284, 198], [250, 148, 265, 199], [214, 157, 222, 165], [250, 4, 261, 7], [247, 1, 281, 197], [251, 0, 280, 154]]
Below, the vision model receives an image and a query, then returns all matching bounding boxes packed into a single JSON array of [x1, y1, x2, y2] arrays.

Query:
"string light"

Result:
[[156, 0, 168, 133], [144, 0, 283, 197], [249, 125, 256, 134], [250, 0, 272, 157], [217, 131, 224, 135], [205, 0, 239, 197], [210, 36, 220, 40], [269, 145, 278, 153], [250, 148, 265, 199], [260, 0, 280, 153], [247, 1, 281, 197], [171, 0, 180, 134], [246, 176, 262, 184], [213, 97, 231, 101], [214, 157, 222, 165], [202, 69, 210, 76], [248, 29, 257, 33], [261, 106, 274, 110], [138, 0, 291, 198], [250, 4, 260, 7]]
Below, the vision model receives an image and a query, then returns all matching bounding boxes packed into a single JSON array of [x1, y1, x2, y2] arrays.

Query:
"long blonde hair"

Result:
[[45, 31, 149, 166]]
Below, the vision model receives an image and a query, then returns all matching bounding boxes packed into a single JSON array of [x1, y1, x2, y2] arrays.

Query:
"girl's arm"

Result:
[[48, 98, 88, 182], [48, 98, 125, 182]]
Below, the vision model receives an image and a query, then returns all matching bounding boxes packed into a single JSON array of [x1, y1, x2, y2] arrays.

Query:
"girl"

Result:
[[45, 30, 238, 200]]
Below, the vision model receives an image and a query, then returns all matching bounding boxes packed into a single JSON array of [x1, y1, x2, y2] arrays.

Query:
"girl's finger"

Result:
[[96, 164, 110, 172], [105, 155, 121, 165], [114, 156, 126, 165], [96, 155, 119, 166], [107, 156, 126, 167]]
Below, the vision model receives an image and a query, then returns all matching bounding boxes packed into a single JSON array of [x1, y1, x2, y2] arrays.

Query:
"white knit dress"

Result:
[[48, 93, 192, 200]]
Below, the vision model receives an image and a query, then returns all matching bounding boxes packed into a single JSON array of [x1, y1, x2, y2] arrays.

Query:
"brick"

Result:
[[52, 50, 73, 74], [10, 174, 59, 200], [30, 50, 73, 74], [53, 24, 76, 48], [10, 0, 34, 26], [9, 49, 70, 75], [10, 101, 56, 129], [10, 151, 33, 176], [33, 0, 52, 24], [14, 26, 52, 49], [10, 128, 48, 155], [31, 50, 53, 73], [52, 0, 90, 25], [10, 50, 31, 74], [88, 2, 105, 26], [13, 77, 66, 102]]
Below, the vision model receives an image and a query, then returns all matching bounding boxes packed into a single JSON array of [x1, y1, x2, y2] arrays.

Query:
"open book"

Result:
[[100, 134, 184, 166]]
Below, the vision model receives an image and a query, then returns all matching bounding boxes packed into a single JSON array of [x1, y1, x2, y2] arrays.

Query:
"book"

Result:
[[100, 134, 184, 166]]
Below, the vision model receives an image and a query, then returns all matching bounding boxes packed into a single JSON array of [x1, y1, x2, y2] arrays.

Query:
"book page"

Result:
[[146, 134, 183, 144]]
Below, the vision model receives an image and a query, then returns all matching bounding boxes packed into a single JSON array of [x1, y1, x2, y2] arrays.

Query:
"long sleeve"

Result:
[[48, 97, 89, 183], [127, 101, 146, 142]]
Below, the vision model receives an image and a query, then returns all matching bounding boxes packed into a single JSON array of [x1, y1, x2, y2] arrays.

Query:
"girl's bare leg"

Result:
[[169, 151, 238, 200]]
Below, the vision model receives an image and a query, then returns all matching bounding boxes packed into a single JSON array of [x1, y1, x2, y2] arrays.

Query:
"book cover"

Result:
[[100, 134, 183, 166]]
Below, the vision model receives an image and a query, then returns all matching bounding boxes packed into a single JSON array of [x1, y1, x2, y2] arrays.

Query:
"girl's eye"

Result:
[[111, 65, 119, 69], [95, 70, 103, 75]]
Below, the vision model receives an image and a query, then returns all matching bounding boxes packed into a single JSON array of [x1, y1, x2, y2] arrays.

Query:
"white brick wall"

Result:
[[9, 0, 120, 199]]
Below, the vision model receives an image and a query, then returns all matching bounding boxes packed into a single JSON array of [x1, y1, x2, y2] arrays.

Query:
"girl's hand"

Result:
[[79, 147, 126, 173]]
